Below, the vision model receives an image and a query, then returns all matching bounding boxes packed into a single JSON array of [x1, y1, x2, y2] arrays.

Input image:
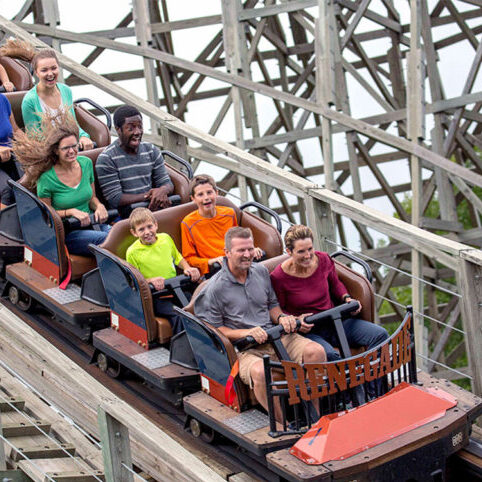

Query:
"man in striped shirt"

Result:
[[95, 105, 173, 216]]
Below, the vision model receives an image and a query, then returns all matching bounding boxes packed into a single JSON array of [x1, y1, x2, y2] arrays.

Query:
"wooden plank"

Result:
[[11, 444, 76, 462], [18, 456, 98, 482], [2, 421, 51, 438], [239, 0, 317, 21], [0, 366, 104, 470], [0, 405, 5, 470], [420, 217, 464, 233], [0, 307, 224, 482], [44, 473, 105, 482], [0, 398, 25, 413]]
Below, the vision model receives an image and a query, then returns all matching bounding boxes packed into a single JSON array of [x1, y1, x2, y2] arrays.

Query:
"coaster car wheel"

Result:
[[8, 285, 34, 312], [96, 351, 123, 379], [189, 417, 216, 443]]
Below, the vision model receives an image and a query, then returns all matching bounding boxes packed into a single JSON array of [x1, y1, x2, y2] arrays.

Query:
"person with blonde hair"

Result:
[[126, 207, 200, 334], [0, 38, 93, 150], [270, 224, 388, 366], [13, 110, 109, 255]]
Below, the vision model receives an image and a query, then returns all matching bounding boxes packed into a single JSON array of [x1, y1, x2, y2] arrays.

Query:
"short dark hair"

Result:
[[225, 227, 253, 251], [189, 174, 217, 197], [113, 105, 142, 129]]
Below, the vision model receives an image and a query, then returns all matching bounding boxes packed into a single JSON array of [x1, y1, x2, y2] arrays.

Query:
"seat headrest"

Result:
[[0, 57, 33, 91], [74, 104, 111, 148], [4, 90, 26, 129]]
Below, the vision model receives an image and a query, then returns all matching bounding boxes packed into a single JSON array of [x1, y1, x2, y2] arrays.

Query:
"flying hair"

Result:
[[12, 110, 79, 188]]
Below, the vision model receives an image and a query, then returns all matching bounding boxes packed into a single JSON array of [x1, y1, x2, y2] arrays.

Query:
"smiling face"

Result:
[[131, 218, 158, 245], [35, 57, 59, 89], [225, 236, 255, 273], [57, 135, 79, 165], [117, 115, 143, 153], [191, 182, 218, 218], [288, 237, 315, 269]]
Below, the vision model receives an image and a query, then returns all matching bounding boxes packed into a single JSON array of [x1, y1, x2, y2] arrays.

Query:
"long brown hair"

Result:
[[12, 110, 79, 189], [0, 38, 58, 73]]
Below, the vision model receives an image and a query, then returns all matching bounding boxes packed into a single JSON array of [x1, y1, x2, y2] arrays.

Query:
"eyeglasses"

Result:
[[59, 143, 80, 153]]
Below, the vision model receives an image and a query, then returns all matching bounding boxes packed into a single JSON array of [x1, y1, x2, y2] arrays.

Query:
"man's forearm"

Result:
[[157, 183, 174, 195], [118, 192, 149, 206], [269, 306, 284, 324], [218, 325, 254, 342]]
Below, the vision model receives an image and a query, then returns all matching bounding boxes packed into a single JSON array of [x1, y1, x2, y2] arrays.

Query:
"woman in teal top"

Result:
[[20, 48, 93, 151], [13, 111, 109, 256]]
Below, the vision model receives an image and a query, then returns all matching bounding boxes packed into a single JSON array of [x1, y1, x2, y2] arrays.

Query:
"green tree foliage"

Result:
[[377, 181, 481, 389]]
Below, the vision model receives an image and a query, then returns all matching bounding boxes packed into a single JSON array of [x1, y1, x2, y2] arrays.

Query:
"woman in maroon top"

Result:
[[270, 225, 388, 362]]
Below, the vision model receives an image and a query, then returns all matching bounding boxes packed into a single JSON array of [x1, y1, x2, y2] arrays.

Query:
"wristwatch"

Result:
[[277, 313, 288, 322], [342, 294, 352, 302]]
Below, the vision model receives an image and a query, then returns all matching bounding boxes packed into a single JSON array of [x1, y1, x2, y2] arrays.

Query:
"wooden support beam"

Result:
[[239, 0, 317, 21], [10, 19, 482, 187], [316, 3, 336, 190], [97, 407, 134, 482], [303, 193, 336, 252], [457, 254, 482, 395], [0, 307, 226, 481], [132, 0, 160, 117], [0, 404, 6, 470]]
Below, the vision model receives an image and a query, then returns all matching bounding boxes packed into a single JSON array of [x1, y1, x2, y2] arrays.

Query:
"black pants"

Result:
[[0, 159, 23, 205], [153, 297, 186, 336]]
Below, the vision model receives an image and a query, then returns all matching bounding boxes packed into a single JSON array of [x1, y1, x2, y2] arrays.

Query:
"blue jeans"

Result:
[[65, 224, 110, 256], [307, 318, 389, 400], [306, 318, 389, 361]]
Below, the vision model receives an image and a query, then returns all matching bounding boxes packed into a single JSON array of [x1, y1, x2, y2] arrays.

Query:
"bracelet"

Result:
[[342, 294, 351, 302], [277, 313, 288, 322]]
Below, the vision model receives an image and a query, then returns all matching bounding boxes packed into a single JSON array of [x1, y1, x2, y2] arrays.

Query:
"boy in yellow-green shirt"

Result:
[[126, 207, 200, 335]]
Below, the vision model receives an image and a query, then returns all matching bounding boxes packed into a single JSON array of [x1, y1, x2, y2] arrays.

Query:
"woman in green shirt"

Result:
[[13, 111, 110, 256], [0, 38, 93, 150]]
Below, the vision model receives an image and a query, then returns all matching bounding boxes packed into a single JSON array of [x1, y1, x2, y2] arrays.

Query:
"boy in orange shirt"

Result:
[[181, 174, 263, 275]]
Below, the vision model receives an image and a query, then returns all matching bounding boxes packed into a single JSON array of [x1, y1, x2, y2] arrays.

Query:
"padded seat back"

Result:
[[0, 57, 33, 91], [4, 91, 111, 148], [92, 246, 165, 345], [4, 90, 24, 127], [74, 104, 110, 148], [101, 196, 283, 261]]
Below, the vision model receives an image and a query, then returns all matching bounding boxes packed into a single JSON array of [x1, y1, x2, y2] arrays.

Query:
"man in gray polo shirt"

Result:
[[194, 226, 326, 417], [95, 105, 173, 216]]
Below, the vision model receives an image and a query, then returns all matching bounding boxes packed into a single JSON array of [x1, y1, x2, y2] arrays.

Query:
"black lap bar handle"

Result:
[[74, 98, 112, 130], [304, 301, 360, 359], [63, 209, 118, 231], [149, 274, 194, 307], [160, 150, 194, 179], [118, 195, 182, 219], [234, 319, 302, 352], [129, 194, 181, 210], [330, 250, 373, 283], [240, 201, 282, 234]]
